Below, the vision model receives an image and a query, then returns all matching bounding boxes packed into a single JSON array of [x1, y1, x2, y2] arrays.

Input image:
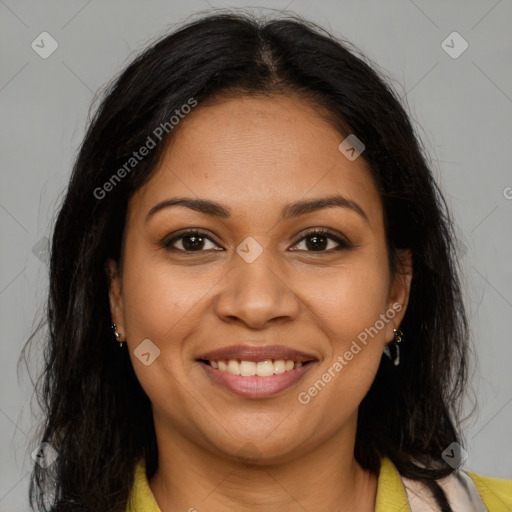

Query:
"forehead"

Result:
[[127, 94, 382, 227]]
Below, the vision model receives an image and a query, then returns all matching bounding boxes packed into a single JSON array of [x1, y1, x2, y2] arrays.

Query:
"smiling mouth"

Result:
[[197, 358, 315, 377]]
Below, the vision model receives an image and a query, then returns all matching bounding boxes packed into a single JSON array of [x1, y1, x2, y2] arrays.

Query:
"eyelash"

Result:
[[161, 228, 352, 254]]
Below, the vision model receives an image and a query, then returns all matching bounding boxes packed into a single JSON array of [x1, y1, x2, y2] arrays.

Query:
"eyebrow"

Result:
[[145, 194, 369, 224]]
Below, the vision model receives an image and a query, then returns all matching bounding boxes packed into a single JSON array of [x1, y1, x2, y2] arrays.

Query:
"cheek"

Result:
[[295, 254, 391, 415], [121, 244, 218, 342], [305, 256, 391, 348], [119, 247, 215, 420]]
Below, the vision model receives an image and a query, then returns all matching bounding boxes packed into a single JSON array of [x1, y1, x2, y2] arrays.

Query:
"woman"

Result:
[[23, 10, 512, 512]]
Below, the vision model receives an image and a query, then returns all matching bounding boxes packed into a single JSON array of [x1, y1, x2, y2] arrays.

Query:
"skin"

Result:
[[107, 94, 412, 512]]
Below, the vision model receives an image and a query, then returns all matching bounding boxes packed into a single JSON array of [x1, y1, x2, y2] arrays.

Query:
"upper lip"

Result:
[[197, 344, 317, 363]]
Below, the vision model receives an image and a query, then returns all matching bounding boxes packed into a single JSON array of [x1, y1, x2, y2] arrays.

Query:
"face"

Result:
[[107, 94, 411, 463]]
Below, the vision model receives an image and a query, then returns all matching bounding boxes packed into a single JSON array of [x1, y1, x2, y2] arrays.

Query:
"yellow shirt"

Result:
[[126, 456, 512, 511]]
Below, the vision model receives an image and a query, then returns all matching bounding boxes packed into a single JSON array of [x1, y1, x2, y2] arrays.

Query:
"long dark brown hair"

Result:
[[20, 10, 470, 511]]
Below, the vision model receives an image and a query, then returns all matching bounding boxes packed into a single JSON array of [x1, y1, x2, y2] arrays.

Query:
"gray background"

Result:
[[1, 0, 511, 509]]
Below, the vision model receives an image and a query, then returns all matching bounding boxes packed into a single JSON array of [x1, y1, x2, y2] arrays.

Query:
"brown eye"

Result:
[[163, 231, 221, 252], [291, 229, 352, 252]]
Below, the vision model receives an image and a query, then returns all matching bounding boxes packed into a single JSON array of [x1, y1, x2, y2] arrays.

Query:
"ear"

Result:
[[105, 258, 125, 334], [384, 249, 413, 340]]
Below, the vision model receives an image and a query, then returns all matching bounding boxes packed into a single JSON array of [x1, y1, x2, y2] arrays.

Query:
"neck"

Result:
[[148, 423, 378, 512]]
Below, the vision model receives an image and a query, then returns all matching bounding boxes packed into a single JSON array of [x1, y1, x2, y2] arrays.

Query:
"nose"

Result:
[[213, 244, 301, 329]]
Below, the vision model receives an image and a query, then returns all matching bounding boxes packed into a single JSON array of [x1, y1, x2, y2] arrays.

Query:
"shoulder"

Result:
[[466, 471, 512, 512], [125, 458, 161, 512], [377, 457, 512, 512]]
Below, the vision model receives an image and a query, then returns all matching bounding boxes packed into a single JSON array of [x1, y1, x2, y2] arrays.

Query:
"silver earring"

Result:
[[383, 328, 403, 366], [111, 323, 126, 348]]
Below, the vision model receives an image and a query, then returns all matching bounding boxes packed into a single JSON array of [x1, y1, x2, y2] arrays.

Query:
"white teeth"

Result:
[[273, 360, 286, 374], [256, 360, 274, 377], [227, 360, 239, 375], [209, 359, 304, 376], [240, 361, 256, 376]]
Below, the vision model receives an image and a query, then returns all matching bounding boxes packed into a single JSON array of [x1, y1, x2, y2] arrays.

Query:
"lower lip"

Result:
[[198, 361, 316, 399]]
